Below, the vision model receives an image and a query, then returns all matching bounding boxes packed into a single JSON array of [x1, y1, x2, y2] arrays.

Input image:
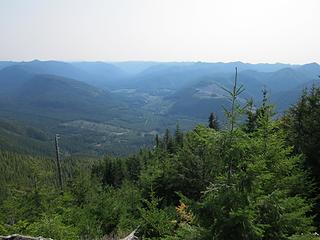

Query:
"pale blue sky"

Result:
[[0, 0, 319, 63]]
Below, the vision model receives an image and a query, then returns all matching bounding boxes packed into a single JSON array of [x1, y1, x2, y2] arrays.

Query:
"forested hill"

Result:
[[1, 80, 320, 239]]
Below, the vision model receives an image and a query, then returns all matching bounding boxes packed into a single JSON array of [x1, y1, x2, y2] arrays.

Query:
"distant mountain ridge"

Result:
[[0, 60, 319, 116]]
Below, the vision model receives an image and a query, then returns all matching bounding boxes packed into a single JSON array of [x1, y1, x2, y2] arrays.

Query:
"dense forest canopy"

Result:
[[1, 75, 320, 239]]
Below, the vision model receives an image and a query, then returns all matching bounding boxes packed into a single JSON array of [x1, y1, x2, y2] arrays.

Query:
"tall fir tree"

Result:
[[282, 85, 320, 228], [208, 112, 219, 130]]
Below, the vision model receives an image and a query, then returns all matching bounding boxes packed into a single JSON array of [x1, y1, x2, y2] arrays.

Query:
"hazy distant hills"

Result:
[[126, 61, 297, 93], [72, 61, 130, 88], [0, 60, 130, 89], [0, 60, 319, 156], [0, 67, 121, 121], [0, 61, 16, 70], [8, 60, 91, 81], [11, 74, 115, 120], [155, 62, 319, 118]]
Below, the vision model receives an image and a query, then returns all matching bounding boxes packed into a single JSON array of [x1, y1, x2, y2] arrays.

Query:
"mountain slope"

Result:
[[13, 60, 91, 81], [0, 73, 121, 121], [129, 61, 296, 94], [71, 61, 130, 89], [271, 79, 320, 112], [0, 61, 16, 70]]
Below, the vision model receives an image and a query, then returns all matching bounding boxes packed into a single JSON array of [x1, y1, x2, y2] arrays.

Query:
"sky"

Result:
[[0, 0, 319, 64]]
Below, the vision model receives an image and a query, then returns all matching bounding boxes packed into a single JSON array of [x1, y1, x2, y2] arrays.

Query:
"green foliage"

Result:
[[282, 85, 320, 227], [283, 86, 320, 180], [199, 100, 314, 239], [139, 192, 175, 238], [0, 85, 318, 239], [208, 112, 219, 130], [290, 234, 320, 240], [283, 86, 320, 172], [26, 214, 79, 240]]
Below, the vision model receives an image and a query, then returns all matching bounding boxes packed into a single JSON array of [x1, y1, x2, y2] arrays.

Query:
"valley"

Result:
[[0, 60, 319, 157]]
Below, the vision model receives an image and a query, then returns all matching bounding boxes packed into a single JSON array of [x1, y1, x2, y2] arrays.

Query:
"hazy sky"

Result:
[[0, 0, 319, 63]]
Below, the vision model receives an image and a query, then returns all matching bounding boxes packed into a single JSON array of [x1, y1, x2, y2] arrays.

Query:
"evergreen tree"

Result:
[[174, 123, 184, 147], [282, 85, 320, 227], [283, 86, 320, 178], [245, 99, 258, 133], [199, 107, 314, 240], [245, 89, 272, 133], [155, 134, 160, 148], [195, 75, 315, 239], [208, 112, 219, 130], [164, 129, 170, 150]]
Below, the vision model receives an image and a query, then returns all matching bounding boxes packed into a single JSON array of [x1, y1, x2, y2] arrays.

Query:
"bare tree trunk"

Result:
[[55, 134, 63, 192], [120, 228, 139, 240]]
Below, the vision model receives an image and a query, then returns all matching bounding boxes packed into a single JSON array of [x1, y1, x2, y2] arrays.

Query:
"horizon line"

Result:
[[1, 59, 319, 66]]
